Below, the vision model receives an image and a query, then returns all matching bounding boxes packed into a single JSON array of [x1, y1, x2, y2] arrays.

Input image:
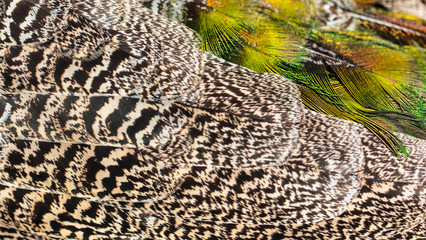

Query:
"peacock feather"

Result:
[[144, 0, 426, 157], [0, 1, 425, 239]]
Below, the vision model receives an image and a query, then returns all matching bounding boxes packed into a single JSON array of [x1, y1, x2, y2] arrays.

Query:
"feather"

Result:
[[153, 0, 426, 156], [0, 0, 425, 239]]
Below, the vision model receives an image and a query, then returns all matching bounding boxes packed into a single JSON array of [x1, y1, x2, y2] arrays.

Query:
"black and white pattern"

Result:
[[0, 0, 424, 239]]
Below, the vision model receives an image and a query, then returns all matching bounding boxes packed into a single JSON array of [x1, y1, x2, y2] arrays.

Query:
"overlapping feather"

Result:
[[144, 0, 425, 157]]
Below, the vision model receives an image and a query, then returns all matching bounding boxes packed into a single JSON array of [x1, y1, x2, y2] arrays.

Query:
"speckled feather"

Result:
[[0, 0, 424, 239]]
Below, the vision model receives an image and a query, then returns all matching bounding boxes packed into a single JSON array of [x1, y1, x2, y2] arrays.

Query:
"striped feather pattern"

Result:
[[0, 0, 424, 239]]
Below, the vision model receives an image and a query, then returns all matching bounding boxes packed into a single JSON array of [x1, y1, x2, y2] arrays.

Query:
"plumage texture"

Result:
[[147, 0, 426, 156], [0, 0, 424, 239]]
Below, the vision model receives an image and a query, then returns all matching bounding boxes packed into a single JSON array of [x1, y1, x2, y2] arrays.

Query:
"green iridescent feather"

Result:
[[144, 0, 425, 157]]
